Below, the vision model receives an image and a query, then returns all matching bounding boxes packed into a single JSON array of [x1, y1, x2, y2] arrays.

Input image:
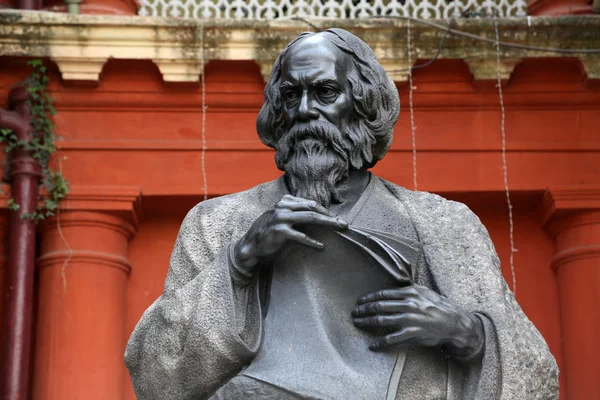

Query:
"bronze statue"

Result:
[[125, 29, 558, 400]]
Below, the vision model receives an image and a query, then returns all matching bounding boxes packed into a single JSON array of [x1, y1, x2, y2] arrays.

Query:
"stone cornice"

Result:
[[0, 11, 599, 83]]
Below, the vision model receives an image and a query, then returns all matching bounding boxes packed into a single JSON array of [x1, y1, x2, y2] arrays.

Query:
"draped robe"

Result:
[[125, 174, 559, 400]]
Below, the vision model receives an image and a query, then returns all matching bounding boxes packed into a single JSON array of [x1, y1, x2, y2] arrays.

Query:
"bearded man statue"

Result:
[[125, 28, 558, 400]]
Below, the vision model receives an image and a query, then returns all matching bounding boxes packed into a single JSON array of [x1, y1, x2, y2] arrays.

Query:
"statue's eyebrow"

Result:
[[279, 78, 339, 92], [280, 81, 296, 91], [310, 78, 340, 87]]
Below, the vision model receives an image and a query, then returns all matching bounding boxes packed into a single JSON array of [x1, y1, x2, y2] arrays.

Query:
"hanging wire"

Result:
[[200, 20, 208, 201], [493, 14, 518, 295], [389, 18, 455, 74], [407, 17, 418, 191], [57, 157, 72, 296], [291, 16, 321, 31], [291, 16, 600, 55], [403, 15, 600, 54]]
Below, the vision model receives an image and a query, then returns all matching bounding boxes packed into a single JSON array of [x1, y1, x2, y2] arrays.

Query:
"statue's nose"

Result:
[[296, 91, 319, 122]]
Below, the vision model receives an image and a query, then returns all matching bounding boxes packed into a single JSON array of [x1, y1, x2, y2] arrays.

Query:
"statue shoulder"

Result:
[[377, 178, 493, 257], [378, 177, 477, 222], [179, 178, 281, 236]]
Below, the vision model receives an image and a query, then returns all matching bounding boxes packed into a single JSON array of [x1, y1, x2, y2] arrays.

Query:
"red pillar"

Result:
[[33, 211, 135, 400], [542, 187, 600, 400]]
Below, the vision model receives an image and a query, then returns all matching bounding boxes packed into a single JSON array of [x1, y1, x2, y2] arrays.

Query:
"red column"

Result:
[[33, 211, 135, 400], [542, 187, 600, 400]]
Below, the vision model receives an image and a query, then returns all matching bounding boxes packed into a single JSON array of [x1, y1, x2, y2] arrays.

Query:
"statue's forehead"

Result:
[[281, 35, 351, 81]]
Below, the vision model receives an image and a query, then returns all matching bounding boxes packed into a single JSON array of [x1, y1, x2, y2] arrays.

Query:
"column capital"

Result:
[[38, 211, 136, 241], [58, 185, 142, 229], [539, 185, 600, 236], [0, 184, 141, 228]]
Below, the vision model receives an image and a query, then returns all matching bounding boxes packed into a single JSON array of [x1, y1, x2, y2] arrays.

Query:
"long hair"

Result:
[[256, 28, 400, 169]]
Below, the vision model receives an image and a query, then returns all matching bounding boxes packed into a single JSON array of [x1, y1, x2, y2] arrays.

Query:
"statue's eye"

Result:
[[319, 86, 338, 100], [283, 90, 298, 101]]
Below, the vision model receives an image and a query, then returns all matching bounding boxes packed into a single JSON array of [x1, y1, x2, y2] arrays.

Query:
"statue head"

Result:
[[257, 29, 400, 207]]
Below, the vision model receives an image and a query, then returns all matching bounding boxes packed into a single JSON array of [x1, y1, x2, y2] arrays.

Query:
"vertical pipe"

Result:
[[0, 87, 41, 400]]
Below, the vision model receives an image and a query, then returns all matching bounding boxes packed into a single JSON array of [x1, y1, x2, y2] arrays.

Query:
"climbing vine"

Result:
[[0, 59, 69, 222]]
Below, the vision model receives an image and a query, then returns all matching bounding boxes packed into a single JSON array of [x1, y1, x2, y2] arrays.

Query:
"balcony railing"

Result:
[[138, 0, 528, 19]]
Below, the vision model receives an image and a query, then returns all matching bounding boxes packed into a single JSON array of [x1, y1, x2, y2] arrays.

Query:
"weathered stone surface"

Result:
[[0, 10, 599, 82]]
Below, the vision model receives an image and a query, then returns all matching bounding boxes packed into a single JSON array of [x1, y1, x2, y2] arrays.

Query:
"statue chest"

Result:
[[244, 192, 425, 400]]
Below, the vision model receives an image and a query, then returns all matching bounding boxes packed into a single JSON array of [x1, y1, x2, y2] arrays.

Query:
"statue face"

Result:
[[257, 29, 401, 177], [279, 35, 355, 133], [274, 35, 358, 208]]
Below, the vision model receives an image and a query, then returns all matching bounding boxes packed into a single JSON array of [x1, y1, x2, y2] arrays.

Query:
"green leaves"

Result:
[[2, 60, 69, 223], [7, 198, 20, 211]]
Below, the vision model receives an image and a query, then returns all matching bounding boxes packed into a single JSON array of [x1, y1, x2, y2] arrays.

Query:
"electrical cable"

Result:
[[407, 17, 418, 191], [390, 15, 600, 54], [388, 18, 454, 73], [200, 20, 208, 201], [291, 16, 322, 31], [290, 15, 600, 55], [493, 14, 518, 295]]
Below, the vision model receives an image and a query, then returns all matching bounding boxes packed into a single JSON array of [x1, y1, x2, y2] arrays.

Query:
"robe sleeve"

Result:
[[125, 203, 263, 400], [385, 182, 559, 400], [441, 201, 558, 400]]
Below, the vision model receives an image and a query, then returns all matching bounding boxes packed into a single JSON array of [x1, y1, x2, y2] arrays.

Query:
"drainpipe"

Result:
[[0, 86, 42, 400]]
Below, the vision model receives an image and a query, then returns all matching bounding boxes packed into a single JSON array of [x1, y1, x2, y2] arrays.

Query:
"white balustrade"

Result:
[[138, 0, 527, 19]]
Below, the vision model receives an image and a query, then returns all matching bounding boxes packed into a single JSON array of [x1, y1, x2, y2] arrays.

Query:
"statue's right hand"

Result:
[[232, 194, 348, 275]]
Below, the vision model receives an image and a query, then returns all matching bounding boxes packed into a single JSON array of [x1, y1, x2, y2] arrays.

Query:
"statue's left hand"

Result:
[[352, 285, 484, 361]]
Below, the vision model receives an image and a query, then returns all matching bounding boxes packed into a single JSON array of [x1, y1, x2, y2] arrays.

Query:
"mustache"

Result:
[[275, 121, 350, 169]]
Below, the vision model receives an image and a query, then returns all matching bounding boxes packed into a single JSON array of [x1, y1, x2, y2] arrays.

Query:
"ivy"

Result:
[[0, 60, 69, 222]]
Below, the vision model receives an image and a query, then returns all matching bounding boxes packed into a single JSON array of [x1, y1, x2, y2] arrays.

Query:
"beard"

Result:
[[275, 120, 352, 208]]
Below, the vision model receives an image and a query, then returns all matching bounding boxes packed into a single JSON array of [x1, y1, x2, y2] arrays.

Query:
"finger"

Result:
[[276, 199, 334, 217], [280, 211, 348, 230], [352, 300, 416, 317], [369, 327, 423, 351], [278, 226, 324, 250], [353, 314, 413, 329], [357, 286, 419, 305]]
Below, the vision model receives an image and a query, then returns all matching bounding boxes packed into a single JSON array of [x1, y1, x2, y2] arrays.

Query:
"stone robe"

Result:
[[125, 175, 559, 400]]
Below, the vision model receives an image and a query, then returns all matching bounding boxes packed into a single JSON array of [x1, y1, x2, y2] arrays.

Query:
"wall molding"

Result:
[[37, 249, 132, 274], [1, 11, 599, 83]]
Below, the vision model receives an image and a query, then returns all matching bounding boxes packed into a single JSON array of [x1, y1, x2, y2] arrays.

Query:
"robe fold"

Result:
[[125, 175, 558, 400]]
